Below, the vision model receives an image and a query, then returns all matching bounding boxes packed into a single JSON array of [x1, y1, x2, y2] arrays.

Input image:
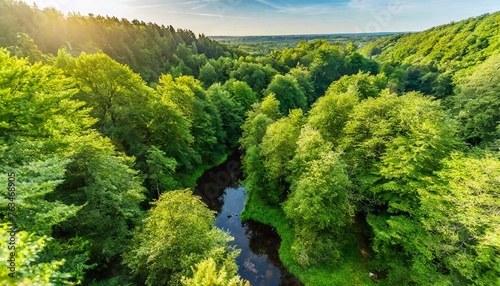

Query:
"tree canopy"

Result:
[[2, 2, 499, 285]]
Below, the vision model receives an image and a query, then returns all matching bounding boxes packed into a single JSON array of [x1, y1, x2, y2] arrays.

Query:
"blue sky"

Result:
[[30, 0, 500, 35]]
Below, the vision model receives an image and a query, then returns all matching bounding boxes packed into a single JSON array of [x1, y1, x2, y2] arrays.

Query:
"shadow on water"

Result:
[[194, 152, 303, 286]]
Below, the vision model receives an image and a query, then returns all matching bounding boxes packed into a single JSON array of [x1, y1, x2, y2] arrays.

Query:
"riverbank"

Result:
[[181, 152, 230, 189], [241, 191, 378, 285], [193, 152, 303, 285]]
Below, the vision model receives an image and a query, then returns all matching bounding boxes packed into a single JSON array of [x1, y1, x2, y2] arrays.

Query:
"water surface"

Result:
[[194, 153, 303, 286]]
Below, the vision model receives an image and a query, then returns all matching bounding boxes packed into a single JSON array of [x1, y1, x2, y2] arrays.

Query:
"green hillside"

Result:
[[362, 12, 500, 82]]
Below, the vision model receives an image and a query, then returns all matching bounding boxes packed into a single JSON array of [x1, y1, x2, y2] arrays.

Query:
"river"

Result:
[[193, 152, 304, 286]]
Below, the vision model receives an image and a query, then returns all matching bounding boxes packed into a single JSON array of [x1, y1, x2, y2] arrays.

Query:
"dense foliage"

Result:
[[0, 0, 240, 82], [0, 2, 258, 281], [211, 33, 394, 56], [361, 12, 500, 97], [240, 10, 500, 286], [124, 190, 245, 286], [0, 37, 256, 282], [1, 1, 499, 285]]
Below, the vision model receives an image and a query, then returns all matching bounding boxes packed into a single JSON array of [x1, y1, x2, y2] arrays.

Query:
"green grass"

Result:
[[241, 191, 379, 286]]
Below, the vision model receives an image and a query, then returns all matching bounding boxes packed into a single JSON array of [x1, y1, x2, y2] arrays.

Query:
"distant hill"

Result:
[[362, 11, 500, 82], [210, 33, 402, 56]]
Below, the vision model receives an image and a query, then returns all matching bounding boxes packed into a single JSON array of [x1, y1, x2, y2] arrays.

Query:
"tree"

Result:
[[0, 49, 145, 283], [66, 53, 149, 123], [181, 258, 250, 286], [124, 190, 237, 286], [207, 84, 244, 149], [264, 74, 307, 114], [420, 153, 500, 285], [147, 93, 199, 173], [288, 67, 316, 106], [259, 109, 305, 204], [0, 224, 71, 285], [223, 79, 257, 111], [449, 53, 500, 147], [309, 43, 344, 96], [0, 157, 81, 236], [327, 72, 384, 100], [258, 93, 282, 121], [339, 92, 465, 284], [229, 60, 277, 94], [61, 146, 146, 265], [10, 32, 48, 63], [368, 152, 500, 285], [0, 49, 95, 164], [307, 91, 358, 146], [344, 51, 379, 75], [61, 52, 153, 156], [0, 50, 87, 236], [284, 126, 353, 266], [287, 125, 333, 180], [240, 93, 281, 149], [341, 91, 460, 211], [198, 62, 219, 87], [146, 146, 178, 197], [240, 94, 282, 206], [157, 74, 224, 164]]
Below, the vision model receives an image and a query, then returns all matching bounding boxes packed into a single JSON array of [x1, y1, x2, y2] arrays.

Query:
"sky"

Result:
[[29, 0, 500, 36]]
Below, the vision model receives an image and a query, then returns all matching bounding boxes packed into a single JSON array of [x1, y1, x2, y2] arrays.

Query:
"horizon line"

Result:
[[207, 31, 416, 38]]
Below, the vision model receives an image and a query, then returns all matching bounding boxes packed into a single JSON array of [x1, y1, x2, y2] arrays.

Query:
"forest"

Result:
[[209, 33, 394, 56], [0, 0, 499, 285]]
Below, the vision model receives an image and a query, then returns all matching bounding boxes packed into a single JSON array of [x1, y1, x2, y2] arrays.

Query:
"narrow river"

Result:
[[193, 152, 304, 286]]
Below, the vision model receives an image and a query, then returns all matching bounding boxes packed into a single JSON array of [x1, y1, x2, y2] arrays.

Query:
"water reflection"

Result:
[[193, 152, 242, 214], [216, 187, 303, 286], [194, 153, 303, 286]]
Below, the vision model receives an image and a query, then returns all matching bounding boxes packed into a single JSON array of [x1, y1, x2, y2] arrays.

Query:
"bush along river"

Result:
[[194, 152, 304, 286]]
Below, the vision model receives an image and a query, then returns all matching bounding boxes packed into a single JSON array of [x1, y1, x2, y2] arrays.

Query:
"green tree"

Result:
[[309, 43, 344, 96], [0, 50, 87, 236], [327, 72, 384, 100], [0, 224, 71, 285], [288, 67, 316, 106], [307, 91, 358, 145], [0, 49, 144, 283], [60, 52, 153, 156], [340, 92, 463, 284], [264, 74, 307, 114], [181, 258, 250, 286], [259, 109, 305, 204], [240, 93, 281, 149], [421, 153, 500, 285], [124, 190, 237, 286], [0, 49, 95, 165], [342, 91, 460, 211], [10, 32, 48, 63], [240, 94, 282, 207], [449, 54, 500, 147], [223, 79, 257, 111], [229, 60, 277, 94], [157, 74, 224, 164], [147, 93, 198, 173], [207, 84, 244, 148], [0, 157, 80, 236], [146, 146, 178, 196], [368, 152, 500, 285], [284, 126, 353, 266], [287, 125, 333, 180], [198, 62, 221, 87], [61, 146, 146, 265]]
